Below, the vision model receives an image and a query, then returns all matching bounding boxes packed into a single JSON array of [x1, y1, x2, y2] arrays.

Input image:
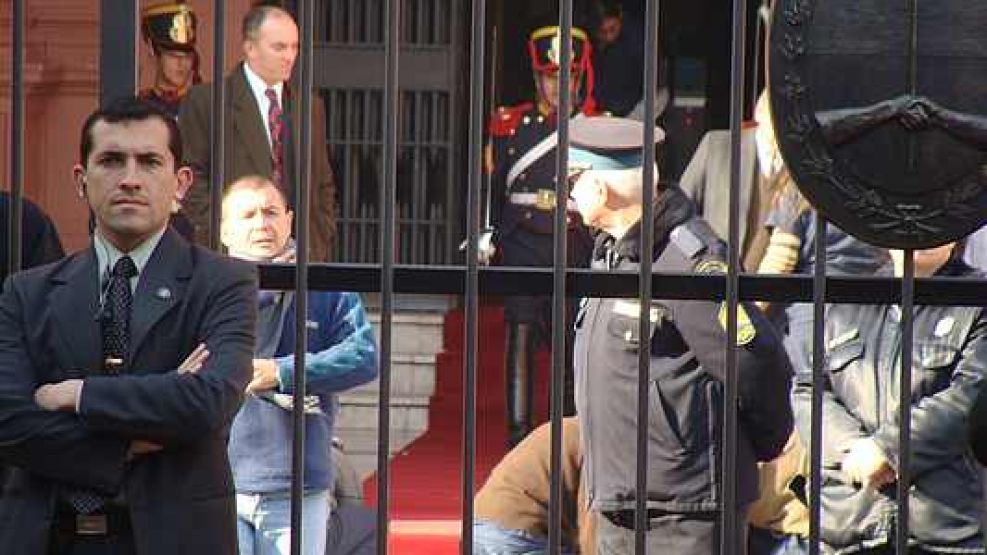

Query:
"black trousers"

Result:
[[595, 510, 748, 555]]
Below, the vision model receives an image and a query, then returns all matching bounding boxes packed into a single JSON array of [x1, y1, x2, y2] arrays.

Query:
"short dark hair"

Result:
[[242, 4, 292, 41], [79, 96, 183, 167]]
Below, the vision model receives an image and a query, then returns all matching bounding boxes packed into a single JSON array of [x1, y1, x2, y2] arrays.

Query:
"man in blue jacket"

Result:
[[220, 175, 379, 555]]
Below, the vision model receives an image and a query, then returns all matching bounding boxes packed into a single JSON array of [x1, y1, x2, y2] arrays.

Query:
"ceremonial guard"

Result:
[[484, 26, 599, 446], [139, 2, 200, 240], [139, 2, 201, 119]]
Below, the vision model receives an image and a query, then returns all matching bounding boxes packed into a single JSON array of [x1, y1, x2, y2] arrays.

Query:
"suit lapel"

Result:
[[737, 131, 758, 244], [128, 229, 191, 367], [49, 249, 103, 374], [230, 64, 274, 176], [281, 86, 299, 203]]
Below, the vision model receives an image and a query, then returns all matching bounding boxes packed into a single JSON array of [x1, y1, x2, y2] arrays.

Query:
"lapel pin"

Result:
[[155, 287, 172, 300]]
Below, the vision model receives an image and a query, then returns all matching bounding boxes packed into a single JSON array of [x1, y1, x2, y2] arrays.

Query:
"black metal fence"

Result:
[[316, 0, 464, 264], [5, 1, 987, 555]]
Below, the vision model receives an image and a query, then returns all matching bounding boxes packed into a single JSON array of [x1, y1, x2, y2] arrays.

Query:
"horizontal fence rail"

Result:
[[256, 264, 987, 305]]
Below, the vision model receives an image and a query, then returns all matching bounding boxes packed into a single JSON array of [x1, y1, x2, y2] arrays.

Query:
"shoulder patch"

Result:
[[488, 103, 535, 137], [669, 224, 707, 260], [695, 259, 728, 274], [718, 303, 756, 346]]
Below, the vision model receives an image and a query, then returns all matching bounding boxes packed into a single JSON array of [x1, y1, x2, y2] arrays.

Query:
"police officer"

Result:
[[799, 243, 987, 553], [140, 2, 201, 119], [484, 25, 600, 447], [567, 116, 794, 554]]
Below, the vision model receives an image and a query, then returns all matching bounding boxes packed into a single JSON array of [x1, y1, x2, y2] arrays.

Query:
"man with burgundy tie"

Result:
[[0, 96, 257, 554], [179, 4, 337, 262]]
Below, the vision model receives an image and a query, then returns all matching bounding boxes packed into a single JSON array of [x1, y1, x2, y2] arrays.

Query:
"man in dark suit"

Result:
[[0, 192, 65, 284], [0, 96, 257, 554], [179, 4, 337, 262], [677, 120, 770, 272]]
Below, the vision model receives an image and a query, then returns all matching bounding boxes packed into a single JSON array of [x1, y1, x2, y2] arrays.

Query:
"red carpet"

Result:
[[364, 304, 553, 553]]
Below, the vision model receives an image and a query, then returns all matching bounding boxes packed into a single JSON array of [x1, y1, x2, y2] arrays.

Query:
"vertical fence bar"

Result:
[[208, 0, 226, 251], [411, 92, 423, 261], [633, 0, 660, 551], [548, 1, 573, 553], [289, 1, 314, 553], [7, 0, 24, 278], [723, 0, 748, 550], [897, 251, 915, 552], [460, 0, 485, 549], [808, 213, 827, 555], [99, 0, 137, 103], [377, 0, 401, 550]]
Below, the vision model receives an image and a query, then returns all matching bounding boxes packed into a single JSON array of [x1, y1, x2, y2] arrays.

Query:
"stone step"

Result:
[[336, 304, 449, 479], [366, 311, 445, 356], [335, 428, 425, 480], [336, 397, 429, 432], [336, 404, 430, 479]]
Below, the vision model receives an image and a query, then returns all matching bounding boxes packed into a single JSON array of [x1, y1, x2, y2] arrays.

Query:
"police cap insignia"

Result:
[[718, 303, 756, 346]]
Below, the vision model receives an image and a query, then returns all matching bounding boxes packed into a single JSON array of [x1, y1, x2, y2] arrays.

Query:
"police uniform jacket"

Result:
[[794, 260, 987, 553], [574, 186, 794, 514]]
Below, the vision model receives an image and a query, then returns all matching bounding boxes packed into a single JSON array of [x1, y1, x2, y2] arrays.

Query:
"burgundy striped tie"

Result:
[[265, 88, 284, 187]]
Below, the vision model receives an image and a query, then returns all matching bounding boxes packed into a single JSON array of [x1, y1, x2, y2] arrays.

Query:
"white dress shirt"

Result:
[[242, 62, 285, 149]]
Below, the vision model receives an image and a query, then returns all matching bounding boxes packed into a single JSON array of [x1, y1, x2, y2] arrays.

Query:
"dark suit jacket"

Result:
[[179, 63, 337, 261], [678, 128, 772, 271], [0, 228, 257, 555], [0, 193, 64, 284]]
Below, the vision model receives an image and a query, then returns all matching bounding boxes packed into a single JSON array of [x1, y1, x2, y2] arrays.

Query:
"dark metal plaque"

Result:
[[769, 0, 987, 248]]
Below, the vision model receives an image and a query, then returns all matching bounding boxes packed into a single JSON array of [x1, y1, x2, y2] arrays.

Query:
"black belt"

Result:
[[53, 503, 132, 538], [602, 509, 664, 530]]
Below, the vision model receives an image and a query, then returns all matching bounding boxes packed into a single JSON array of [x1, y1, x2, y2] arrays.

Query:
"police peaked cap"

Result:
[[141, 2, 197, 52], [569, 117, 665, 170]]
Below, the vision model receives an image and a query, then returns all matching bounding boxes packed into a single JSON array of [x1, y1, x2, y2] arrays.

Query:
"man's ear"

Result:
[[175, 166, 193, 201], [71, 164, 87, 200], [242, 39, 255, 63]]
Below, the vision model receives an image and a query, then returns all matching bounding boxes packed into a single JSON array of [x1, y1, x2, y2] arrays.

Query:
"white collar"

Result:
[[243, 62, 284, 103], [93, 226, 167, 283]]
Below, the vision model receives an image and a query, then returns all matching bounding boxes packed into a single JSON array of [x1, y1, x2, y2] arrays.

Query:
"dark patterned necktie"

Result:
[[266, 88, 285, 187], [102, 256, 138, 373], [62, 256, 137, 515]]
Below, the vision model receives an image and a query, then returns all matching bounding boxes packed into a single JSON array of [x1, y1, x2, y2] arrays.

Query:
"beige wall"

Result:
[[0, 0, 251, 253]]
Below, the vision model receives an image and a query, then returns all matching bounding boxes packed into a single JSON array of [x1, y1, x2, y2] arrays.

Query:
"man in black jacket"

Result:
[[568, 117, 793, 554], [799, 243, 987, 553], [0, 192, 64, 284]]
